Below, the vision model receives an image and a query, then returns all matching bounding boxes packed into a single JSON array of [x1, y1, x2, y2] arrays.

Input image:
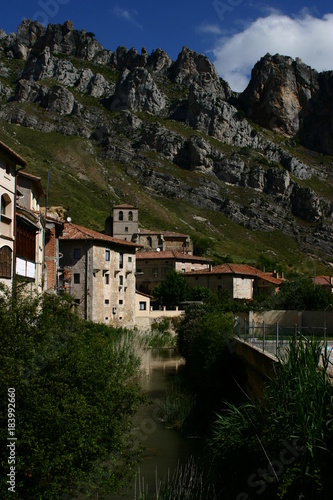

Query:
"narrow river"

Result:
[[109, 348, 202, 499]]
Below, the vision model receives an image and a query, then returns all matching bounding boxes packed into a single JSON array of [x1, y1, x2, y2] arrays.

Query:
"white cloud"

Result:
[[197, 23, 222, 36], [112, 6, 143, 29], [211, 13, 333, 92]]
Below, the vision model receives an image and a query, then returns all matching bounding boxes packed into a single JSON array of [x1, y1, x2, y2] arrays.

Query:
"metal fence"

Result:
[[236, 320, 329, 358]]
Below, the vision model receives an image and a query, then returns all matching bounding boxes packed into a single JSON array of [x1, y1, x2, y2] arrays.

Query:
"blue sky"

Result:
[[1, 1, 333, 91]]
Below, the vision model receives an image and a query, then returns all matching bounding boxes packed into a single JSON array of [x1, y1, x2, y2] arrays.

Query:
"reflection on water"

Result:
[[109, 349, 201, 499]]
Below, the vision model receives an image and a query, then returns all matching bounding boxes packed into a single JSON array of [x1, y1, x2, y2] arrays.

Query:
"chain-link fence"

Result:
[[235, 320, 330, 359]]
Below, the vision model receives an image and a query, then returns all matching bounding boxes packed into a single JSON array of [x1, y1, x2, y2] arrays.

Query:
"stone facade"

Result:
[[108, 204, 194, 254], [136, 250, 213, 294], [59, 222, 138, 328], [112, 204, 139, 241]]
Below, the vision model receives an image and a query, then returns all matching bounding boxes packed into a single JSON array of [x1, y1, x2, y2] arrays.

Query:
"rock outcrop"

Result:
[[238, 53, 333, 155]]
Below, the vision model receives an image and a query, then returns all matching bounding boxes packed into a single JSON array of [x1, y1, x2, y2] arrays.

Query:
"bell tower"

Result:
[[112, 204, 138, 241]]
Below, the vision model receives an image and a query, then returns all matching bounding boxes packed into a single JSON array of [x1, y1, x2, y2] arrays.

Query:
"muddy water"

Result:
[[109, 348, 202, 499]]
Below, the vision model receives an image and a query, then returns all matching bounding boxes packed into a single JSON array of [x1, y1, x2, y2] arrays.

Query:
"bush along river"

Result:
[[109, 347, 219, 500]]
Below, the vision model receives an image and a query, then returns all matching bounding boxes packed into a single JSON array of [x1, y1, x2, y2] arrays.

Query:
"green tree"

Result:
[[276, 274, 332, 310], [153, 270, 191, 307], [0, 285, 143, 499], [177, 305, 234, 383]]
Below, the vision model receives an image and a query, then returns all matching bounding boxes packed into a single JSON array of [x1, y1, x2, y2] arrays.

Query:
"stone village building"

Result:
[[136, 250, 213, 295], [185, 263, 284, 300], [106, 204, 193, 253], [59, 222, 141, 328]]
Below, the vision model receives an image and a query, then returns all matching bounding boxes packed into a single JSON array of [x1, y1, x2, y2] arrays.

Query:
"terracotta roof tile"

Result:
[[60, 222, 141, 248], [312, 276, 333, 287], [136, 250, 212, 262], [0, 140, 27, 167], [185, 263, 284, 284], [138, 228, 189, 238]]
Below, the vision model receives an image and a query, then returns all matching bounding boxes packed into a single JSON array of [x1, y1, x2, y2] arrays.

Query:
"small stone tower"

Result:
[[112, 204, 138, 241]]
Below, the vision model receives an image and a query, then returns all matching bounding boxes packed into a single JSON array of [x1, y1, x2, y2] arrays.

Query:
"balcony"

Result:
[[16, 257, 36, 280]]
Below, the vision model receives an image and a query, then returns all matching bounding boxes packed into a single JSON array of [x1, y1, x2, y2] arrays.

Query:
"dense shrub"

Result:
[[0, 285, 143, 499]]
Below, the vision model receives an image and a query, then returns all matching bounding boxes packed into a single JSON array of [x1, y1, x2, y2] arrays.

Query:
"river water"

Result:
[[109, 348, 202, 499]]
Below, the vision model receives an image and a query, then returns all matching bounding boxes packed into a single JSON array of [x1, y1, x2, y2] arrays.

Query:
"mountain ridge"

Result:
[[1, 20, 333, 273]]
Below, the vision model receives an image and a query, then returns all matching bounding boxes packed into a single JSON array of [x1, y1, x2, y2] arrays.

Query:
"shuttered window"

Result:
[[0, 246, 12, 278]]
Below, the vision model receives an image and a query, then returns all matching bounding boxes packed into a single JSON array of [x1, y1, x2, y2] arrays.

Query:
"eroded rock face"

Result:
[[110, 68, 167, 113], [169, 46, 231, 98], [238, 53, 333, 154]]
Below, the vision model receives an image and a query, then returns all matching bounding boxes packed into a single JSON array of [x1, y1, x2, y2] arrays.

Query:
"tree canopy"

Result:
[[0, 286, 143, 499]]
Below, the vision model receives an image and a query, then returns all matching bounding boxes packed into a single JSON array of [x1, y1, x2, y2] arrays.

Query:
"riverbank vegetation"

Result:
[[209, 337, 333, 499], [0, 284, 144, 499], [135, 456, 217, 500]]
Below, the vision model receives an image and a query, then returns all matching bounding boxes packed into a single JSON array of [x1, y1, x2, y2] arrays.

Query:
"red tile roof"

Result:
[[312, 276, 333, 287], [60, 222, 141, 248], [136, 250, 212, 262], [138, 228, 189, 238], [185, 263, 284, 285], [186, 263, 259, 276], [0, 140, 27, 167], [113, 204, 137, 209]]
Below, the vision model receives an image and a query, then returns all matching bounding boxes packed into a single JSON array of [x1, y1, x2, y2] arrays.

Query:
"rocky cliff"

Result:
[[1, 20, 333, 268]]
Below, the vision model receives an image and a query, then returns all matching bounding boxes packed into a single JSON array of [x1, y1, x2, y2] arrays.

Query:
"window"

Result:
[[152, 268, 158, 278], [125, 227, 128, 233], [139, 301, 146, 311], [105, 274, 110, 285], [0, 246, 12, 278], [73, 273, 80, 284], [74, 248, 81, 259], [105, 249, 110, 261], [0, 194, 11, 219], [119, 299, 123, 305], [119, 275, 123, 286], [147, 236, 152, 247], [119, 252, 123, 269], [128, 256, 132, 263], [1, 196, 6, 215], [182, 268, 186, 273], [119, 211, 123, 221], [128, 211, 133, 221], [105, 299, 110, 305]]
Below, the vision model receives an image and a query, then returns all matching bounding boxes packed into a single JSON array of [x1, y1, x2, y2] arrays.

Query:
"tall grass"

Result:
[[134, 456, 216, 499]]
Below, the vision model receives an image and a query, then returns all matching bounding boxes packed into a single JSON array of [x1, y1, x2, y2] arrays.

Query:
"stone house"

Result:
[[185, 263, 284, 300], [136, 250, 213, 295], [59, 222, 140, 328], [0, 141, 26, 288]]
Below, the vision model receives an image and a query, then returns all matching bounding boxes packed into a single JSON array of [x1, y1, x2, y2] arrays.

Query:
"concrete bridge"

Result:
[[232, 337, 333, 399]]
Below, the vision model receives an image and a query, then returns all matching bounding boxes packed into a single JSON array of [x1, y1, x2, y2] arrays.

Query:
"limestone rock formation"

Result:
[[0, 20, 333, 259]]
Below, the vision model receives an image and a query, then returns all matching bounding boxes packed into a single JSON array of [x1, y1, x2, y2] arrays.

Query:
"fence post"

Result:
[[252, 319, 255, 344], [263, 320, 265, 352], [276, 321, 279, 357], [294, 324, 297, 342]]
